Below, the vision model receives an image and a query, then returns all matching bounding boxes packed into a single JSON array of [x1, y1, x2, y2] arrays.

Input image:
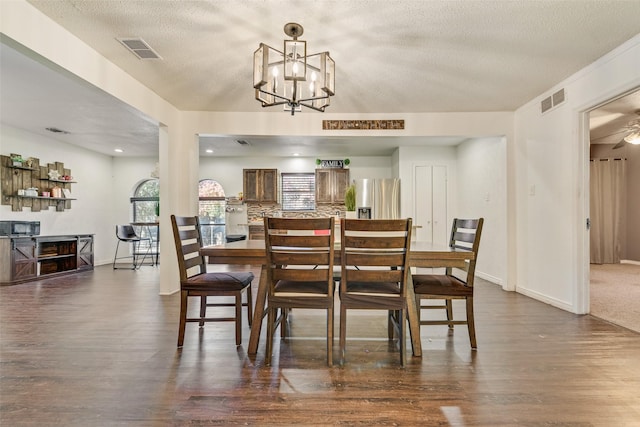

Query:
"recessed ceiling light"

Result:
[[114, 148, 124, 153], [293, 153, 300, 156], [206, 149, 214, 154]]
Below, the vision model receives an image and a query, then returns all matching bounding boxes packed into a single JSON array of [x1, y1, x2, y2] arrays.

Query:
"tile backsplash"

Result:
[[246, 202, 345, 222]]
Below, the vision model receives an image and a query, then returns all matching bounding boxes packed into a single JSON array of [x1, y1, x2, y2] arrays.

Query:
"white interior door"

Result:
[[414, 165, 448, 244]]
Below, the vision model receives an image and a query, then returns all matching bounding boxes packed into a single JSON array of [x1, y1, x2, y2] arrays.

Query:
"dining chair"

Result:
[[263, 216, 336, 366], [412, 218, 484, 349], [339, 218, 413, 367], [170, 215, 254, 347], [112, 224, 151, 270]]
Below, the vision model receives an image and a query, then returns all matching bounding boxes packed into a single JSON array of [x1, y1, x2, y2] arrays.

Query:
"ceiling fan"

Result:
[[613, 113, 640, 149]]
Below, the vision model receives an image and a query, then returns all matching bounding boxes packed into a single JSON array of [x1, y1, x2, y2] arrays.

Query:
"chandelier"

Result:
[[253, 23, 335, 115]]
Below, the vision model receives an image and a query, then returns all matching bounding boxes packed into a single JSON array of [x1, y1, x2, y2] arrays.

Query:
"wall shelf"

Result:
[[1, 154, 76, 212]]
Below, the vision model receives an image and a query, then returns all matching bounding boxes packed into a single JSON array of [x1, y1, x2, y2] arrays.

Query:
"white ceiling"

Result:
[[2, 1, 640, 157]]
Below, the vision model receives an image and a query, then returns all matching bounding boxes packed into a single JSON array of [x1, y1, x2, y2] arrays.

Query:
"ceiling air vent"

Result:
[[236, 140, 250, 145], [117, 37, 162, 60]]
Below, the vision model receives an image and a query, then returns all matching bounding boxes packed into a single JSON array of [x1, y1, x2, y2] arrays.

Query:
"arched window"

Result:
[[199, 179, 226, 246], [130, 179, 159, 222], [130, 179, 159, 253]]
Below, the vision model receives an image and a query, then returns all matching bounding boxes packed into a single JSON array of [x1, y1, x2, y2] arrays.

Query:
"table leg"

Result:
[[248, 264, 268, 355], [406, 272, 422, 357]]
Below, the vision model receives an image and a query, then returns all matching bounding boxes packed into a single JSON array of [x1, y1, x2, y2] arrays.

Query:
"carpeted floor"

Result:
[[590, 262, 640, 333]]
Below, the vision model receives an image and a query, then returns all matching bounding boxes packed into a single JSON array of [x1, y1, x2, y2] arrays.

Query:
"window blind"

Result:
[[281, 173, 315, 211]]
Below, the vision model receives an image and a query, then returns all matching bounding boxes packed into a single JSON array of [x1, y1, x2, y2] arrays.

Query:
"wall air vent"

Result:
[[117, 37, 162, 60], [541, 88, 566, 114], [552, 88, 565, 106], [541, 96, 553, 113]]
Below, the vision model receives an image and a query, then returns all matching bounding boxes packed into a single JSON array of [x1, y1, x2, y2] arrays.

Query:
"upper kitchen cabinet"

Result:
[[243, 169, 278, 203], [315, 168, 350, 204]]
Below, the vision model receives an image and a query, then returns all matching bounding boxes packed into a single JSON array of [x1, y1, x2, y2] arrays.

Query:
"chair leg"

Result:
[[339, 305, 347, 366], [387, 310, 394, 339], [245, 286, 253, 328], [266, 306, 275, 366], [280, 308, 288, 338], [112, 240, 120, 269], [177, 291, 188, 347], [466, 296, 477, 349], [446, 299, 454, 329], [199, 296, 207, 327], [399, 309, 406, 367], [327, 307, 333, 367], [235, 291, 242, 346]]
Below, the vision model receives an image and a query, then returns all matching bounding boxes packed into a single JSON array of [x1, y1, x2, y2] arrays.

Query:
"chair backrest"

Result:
[[340, 218, 413, 298], [116, 225, 138, 240], [264, 217, 335, 295], [170, 215, 207, 282], [446, 218, 484, 287]]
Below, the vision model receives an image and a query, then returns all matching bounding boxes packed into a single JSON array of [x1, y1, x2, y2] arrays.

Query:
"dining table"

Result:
[[200, 239, 476, 358]]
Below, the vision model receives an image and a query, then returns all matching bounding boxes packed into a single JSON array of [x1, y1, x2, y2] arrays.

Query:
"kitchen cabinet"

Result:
[[248, 223, 265, 240], [315, 168, 349, 204], [243, 169, 278, 203], [0, 235, 94, 285]]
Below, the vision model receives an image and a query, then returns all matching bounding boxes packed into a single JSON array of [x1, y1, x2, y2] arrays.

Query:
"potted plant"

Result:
[[155, 202, 160, 222], [344, 183, 357, 218], [11, 155, 23, 167]]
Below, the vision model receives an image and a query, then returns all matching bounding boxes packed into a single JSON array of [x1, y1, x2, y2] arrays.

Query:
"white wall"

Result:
[[0, 125, 115, 265], [457, 137, 507, 285], [514, 34, 640, 313], [111, 156, 159, 223]]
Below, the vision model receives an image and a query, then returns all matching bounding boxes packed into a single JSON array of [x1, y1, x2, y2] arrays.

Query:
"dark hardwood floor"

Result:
[[1, 265, 639, 426]]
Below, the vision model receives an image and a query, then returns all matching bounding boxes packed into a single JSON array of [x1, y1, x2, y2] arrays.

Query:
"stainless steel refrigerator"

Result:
[[355, 178, 401, 219]]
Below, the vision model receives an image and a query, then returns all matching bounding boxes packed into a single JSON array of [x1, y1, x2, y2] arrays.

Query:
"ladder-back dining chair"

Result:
[[170, 215, 254, 347], [339, 218, 413, 367], [263, 216, 336, 366], [412, 218, 484, 349]]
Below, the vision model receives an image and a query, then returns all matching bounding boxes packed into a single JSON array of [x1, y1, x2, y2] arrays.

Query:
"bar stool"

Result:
[[113, 225, 151, 269]]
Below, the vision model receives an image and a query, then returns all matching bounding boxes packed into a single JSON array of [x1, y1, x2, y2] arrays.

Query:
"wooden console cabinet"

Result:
[[0, 234, 94, 285]]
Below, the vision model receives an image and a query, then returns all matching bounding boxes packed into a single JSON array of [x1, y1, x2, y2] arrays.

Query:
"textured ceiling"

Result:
[[25, 0, 640, 113], [1, 1, 639, 157]]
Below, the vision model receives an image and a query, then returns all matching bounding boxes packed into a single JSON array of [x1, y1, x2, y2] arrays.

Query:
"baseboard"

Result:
[[621, 259, 640, 266], [476, 270, 502, 286], [516, 286, 574, 312]]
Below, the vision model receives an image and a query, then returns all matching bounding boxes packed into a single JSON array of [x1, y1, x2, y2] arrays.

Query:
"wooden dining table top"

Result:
[[200, 239, 475, 264]]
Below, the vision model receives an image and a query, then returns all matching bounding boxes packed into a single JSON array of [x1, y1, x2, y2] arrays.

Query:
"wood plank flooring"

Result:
[[1, 265, 639, 426]]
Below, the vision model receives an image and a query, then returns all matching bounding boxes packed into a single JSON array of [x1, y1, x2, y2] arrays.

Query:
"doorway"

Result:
[[587, 88, 640, 332]]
